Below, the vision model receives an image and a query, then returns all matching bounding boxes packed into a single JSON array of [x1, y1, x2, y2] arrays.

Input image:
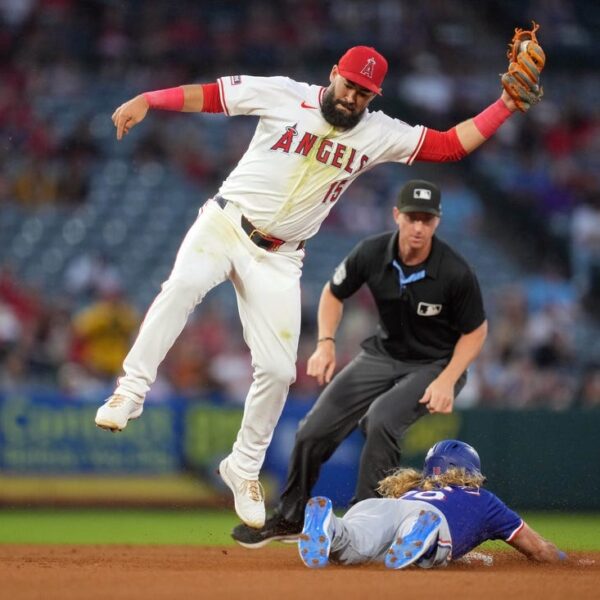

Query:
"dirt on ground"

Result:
[[1, 545, 598, 600]]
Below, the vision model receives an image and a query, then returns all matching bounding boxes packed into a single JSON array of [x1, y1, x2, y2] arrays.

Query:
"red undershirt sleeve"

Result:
[[414, 127, 468, 162], [201, 83, 224, 113]]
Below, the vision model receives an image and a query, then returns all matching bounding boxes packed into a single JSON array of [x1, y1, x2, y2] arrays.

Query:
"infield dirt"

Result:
[[1, 545, 598, 600]]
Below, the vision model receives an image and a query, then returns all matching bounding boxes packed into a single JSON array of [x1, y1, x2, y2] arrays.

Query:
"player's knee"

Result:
[[360, 411, 394, 437], [256, 360, 296, 387], [295, 416, 328, 447]]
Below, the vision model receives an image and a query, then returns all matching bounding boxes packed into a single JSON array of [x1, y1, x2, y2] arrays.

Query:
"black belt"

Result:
[[215, 195, 305, 252]]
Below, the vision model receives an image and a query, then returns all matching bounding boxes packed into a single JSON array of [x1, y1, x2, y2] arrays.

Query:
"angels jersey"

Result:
[[217, 75, 425, 241]]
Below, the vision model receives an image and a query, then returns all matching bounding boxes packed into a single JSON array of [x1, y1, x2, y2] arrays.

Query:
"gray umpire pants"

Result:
[[278, 350, 466, 523]]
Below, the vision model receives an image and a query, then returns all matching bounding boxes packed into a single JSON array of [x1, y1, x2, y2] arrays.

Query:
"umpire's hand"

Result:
[[112, 95, 149, 140], [307, 341, 336, 386], [419, 376, 455, 414]]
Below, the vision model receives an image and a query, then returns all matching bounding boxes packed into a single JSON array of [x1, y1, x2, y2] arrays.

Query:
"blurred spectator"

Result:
[[163, 335, 215, 397], [209, 337, 253, 405], [55, 152, 90, 205], [63, 253, 121, 301], [12, 157, 58, 207], [0, 300, 21, 358], [0, 347, 27, 391], [55, 120, 100, 205], [71, 281, 140, 378], [163, 323, 221, 399], [523, 263, 576, 313], [28, 300, 73, 381], [57, 361, 107, 401], [579, 366, 600, 409], [570, 192, 600, 298], [0, 264, 40, 325], [399, 53, 454, 116], [0, 0, 37, 29], [525, 303, 574, 369], [476, 281, 579, 409], [488, 285, 529, 364], [335, 182, 387, 235]]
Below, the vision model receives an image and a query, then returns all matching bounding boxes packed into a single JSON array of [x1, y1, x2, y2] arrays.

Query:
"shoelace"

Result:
[[242, 480, 265, 502], [107, 395, 127, 408]]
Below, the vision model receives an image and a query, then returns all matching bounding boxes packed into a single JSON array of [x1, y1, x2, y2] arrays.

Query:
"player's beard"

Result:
[[320, 88, 365, 129]]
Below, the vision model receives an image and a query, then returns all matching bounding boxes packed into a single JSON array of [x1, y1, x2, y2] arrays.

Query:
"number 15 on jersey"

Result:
[[322, 179, 350, 203]]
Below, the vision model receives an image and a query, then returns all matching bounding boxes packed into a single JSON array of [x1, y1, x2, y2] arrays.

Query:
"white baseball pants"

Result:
[[115, 199, 304, 479]]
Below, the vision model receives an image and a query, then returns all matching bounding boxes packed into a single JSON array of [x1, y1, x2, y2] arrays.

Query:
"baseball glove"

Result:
[[501, 21, 546, 112]]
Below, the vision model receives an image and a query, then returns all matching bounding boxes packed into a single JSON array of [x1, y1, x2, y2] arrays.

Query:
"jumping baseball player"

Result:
[[298, 440, 567, 569], [95, 29, 546, 528]]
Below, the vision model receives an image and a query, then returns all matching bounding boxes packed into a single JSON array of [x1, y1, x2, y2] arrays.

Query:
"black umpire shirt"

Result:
[[329, 231, 486, 362]]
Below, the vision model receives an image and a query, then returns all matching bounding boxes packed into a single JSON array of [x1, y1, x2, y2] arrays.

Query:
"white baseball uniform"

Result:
[[115, 75, 425, 479]]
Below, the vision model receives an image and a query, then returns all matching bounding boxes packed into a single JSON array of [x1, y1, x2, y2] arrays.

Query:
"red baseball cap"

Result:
[[337, 46, 388, 95]]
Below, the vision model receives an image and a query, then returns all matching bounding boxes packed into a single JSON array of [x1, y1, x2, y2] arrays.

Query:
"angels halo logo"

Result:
[[360, 58, 376, 79]]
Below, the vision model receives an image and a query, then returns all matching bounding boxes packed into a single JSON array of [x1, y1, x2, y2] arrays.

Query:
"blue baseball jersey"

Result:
[[401, 485, 524, 559]]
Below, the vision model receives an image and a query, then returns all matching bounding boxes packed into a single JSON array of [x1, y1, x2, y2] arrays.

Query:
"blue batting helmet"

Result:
[[423, 440, 482, 477]]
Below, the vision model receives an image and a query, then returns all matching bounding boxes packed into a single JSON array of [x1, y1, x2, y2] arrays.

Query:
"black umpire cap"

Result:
[[396, 180, 442, 217]]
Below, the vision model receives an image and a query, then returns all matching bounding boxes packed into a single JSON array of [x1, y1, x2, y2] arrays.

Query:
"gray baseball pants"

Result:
[[279, 350, 466, 522], [329, 498, 452, 567]]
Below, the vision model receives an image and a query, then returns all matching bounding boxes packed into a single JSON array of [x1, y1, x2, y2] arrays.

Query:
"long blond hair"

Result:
[[377, 467, 485, 498]]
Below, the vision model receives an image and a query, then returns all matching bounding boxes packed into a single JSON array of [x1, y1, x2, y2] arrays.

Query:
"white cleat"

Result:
[[218, 457, 266, 529], [95, 394, 143, 432]]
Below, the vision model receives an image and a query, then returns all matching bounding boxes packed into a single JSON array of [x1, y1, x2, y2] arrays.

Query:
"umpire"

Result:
[[233, 179, 488, 547]]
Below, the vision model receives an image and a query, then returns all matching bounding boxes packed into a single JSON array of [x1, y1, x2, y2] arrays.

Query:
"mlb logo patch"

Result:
[[230, 75, 242, 85], [417, 302, 442, 316], [414, 188, 432, 200]]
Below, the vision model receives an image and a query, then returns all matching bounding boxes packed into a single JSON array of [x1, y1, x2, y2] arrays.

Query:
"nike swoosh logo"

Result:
[[301, 101, 318, 109]]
